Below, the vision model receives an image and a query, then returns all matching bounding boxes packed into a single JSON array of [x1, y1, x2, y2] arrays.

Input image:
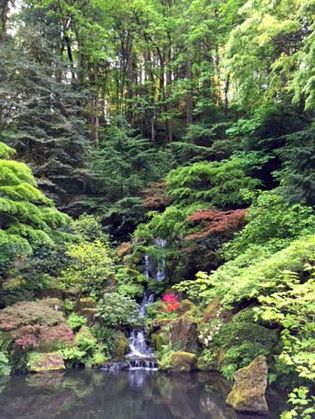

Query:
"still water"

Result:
[[0, 370, 284, 419]]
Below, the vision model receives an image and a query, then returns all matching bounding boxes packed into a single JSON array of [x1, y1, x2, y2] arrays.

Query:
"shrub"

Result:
[[97, 293, 140, 328], [60, 240, 115, 296], [67, 314, 87, 331]]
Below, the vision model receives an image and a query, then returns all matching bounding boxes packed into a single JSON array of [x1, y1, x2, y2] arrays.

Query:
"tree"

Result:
[[0, 7, 90, 213], [0, 142, 70, 267]]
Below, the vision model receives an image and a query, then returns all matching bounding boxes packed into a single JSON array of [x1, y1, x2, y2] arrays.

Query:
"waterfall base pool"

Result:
[[0, 370, 285, 419]]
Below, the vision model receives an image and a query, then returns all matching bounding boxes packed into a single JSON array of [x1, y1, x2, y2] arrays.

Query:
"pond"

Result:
[[0, 370, 285, 419]]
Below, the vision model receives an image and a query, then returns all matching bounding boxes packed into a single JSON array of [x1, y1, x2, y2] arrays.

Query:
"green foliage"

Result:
[[224, 192, 315, 259], [90, 116, 174, 239], [281, 387, 315, 419], [258, 268, 315, 384], [115, 267, 144, 298], [166, 157, 260, 208], [60, 326, 107, 368], [0, 142, 70, 267], [67, 314, 87, 332], [0, 351, 11, 376], [60, 240, 115, 296], [97, 293, 140, 328], [177, 235, 315, 307]]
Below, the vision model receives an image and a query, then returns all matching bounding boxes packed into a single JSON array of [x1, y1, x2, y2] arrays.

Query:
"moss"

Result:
[[27, 352, 65, 373], [113, 331, 129, 358], [159, 351, 197, 372], [226, 356, 269, 414]]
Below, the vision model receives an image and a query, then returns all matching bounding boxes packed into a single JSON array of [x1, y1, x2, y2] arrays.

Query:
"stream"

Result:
[[126, 239, 167, 370]]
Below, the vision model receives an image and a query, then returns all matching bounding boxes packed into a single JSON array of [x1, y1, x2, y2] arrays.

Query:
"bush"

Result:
[[60, 240, 115, 296], [97, 293, 140, 328]]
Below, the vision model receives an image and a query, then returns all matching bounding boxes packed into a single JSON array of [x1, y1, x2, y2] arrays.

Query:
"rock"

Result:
[[101, 361, 129, 372], [169, 314, 199, 353], [160, 351, 197, 372], [203, 297, 232, 323], [75, 298, 97, 324], [27, 352, 65, 373], [226, 355, 269, 415], [114, 331, 129, 358], [116, 242, 132, 259]]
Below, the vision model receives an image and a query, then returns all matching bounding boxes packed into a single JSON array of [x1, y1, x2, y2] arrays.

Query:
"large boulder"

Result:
[[226, 355, 269, 415], [160, 351, 197, 372], [169, 314, 199, 353], [27, 352, 65, 373]]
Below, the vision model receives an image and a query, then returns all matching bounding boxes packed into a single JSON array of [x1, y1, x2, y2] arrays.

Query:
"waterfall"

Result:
[[126, 239, 167, 371]]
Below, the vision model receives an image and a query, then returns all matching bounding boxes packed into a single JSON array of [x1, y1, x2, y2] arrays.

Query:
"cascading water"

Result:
[[126, 239, 167, 371]]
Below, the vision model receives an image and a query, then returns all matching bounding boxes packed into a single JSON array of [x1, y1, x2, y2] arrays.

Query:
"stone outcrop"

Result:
[[160, 351, 197, 372], [169, 314, 199, 353], [226, 355, 269, 415], [27, 352, 65, 373]]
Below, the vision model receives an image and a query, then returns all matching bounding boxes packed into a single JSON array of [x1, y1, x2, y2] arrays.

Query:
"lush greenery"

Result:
[[0, 0, 314, 416]]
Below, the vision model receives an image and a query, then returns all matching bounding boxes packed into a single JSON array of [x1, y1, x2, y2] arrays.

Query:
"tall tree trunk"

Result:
[[0, 0, 11, 42], [186, 57, 193, 125]]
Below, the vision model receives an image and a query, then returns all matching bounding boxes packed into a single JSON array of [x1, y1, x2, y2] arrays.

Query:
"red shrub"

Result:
[[162, 293, 181, 312], [185, 208, 247, 241]]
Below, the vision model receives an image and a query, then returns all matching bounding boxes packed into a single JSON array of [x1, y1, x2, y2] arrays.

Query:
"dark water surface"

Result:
[[0, 370, 284, 419]]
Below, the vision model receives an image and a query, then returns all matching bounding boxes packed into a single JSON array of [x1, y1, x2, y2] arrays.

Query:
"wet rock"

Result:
[[226, 355, 269, 415], [27, 352, 65, 373], [169, 314, 199, 353], [100, 361, 129, 372], [160, 351, 197, 372], [114, 331, 129, 357]]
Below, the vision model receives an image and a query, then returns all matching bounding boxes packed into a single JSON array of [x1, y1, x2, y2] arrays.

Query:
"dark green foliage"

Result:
[[0, 10, 90, 211], [90, 117, 174, 238]]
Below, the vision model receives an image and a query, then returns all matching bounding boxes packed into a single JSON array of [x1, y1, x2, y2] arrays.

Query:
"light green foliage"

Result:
[[259, 268, 315, 385], [0, 142, 70, 266], [67, 313, 87, 332], [224, 192, 315, 259], [115, 267, 144, 298], [60, 240, 115, 296], [135, 156, 260, 242], [177, 235, 315, 307], [60, 326, 107, 368], [281, 387, 315, 419], [0, 351, 11, 376], [97, 292, 140, 328], [71, 214, 109, 243], [167, 157, 260, 208]]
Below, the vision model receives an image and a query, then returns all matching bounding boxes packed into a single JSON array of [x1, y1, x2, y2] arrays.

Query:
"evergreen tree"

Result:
[[0, 141, 70, 267], [0, 8, 90, 213]]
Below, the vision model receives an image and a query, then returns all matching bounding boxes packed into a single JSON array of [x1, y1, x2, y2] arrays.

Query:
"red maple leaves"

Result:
[[186, 208, 247, 241], [162, 293, 181, 312]]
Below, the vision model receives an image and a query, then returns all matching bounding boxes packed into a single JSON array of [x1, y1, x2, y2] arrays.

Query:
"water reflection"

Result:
[[0, 370, 283, 419]]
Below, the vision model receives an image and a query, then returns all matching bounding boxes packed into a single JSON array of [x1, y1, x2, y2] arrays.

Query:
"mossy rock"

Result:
[[203, 297, 232, 323], [169, 313, 199, 353], [75, 297, 97, 311], [159, 351, 197, 372], [226, 355, 269, 415], [151, 330, 168, 353], [152, 317, 172, 330], [179, 299, 198, 315], [27, 352, 65, 373], [113, 331, 129, 358], [116, 242, 132, 259]]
